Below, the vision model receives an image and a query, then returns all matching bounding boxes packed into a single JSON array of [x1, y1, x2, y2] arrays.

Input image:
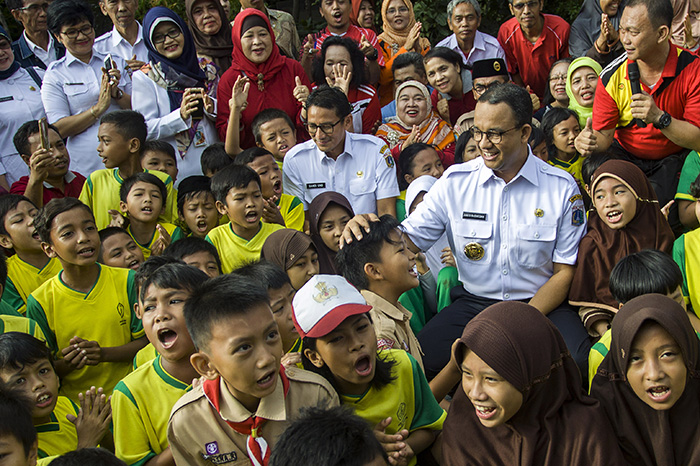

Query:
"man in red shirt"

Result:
[[10, 120, 85, 208], [575, 0, 700, 233], [497, 0, 570, 99]]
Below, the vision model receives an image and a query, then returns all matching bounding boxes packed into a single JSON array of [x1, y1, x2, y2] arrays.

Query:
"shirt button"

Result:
[[502, 215, 507, 221], [534, 232, 540, 238], [470, 231, 476, 236], [504, 293, 510, 299], [502, 269, 508, 275], [504, 187, 509, 192], [502, 244, 507, 249]]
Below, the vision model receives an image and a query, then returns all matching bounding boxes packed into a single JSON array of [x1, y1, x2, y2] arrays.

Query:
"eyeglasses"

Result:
[[472, 125, 521, 144], [511, 0, 538, 11], [60, 25, 94, 39], [0, 41, 11, 50], [473, 81, 503, 95], [305, 117, 344, 135], [14, 2, 49, 14], [549, 74, 567, 82], [152, 28, 182, 45]]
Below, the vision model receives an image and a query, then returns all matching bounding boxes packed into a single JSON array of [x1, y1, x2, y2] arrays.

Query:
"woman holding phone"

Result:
[[132, 6, 219, 182]]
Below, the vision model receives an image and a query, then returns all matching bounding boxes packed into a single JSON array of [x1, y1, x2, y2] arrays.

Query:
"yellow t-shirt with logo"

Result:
[[2, 256, 62, 316], [26, 264, 142, 401], [205, 222, 284, 273], [36, 396, 80, 465]]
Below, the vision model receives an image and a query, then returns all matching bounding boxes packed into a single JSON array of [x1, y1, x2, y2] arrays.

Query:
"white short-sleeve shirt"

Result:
[[94, 23, 149, 65], [402, 151, 586, 301], [23, 31, 58, 68], [41, 49, 131, 176], [436, 31, 507, 69], [283, 132, 399, 215]]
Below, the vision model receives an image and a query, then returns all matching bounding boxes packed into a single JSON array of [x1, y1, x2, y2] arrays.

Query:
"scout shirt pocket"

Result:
[[349, 177, 377, 202], [63, 82, 95, 114], [453, 221, 493, 265], [516, 224, 557, 269]]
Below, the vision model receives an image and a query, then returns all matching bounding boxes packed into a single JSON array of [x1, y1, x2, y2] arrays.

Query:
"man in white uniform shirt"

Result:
[[94, 0, 148, 72]]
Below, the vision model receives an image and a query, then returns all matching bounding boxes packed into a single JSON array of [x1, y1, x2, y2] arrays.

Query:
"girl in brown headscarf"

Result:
[[590, 294, 700, 466], [185, 0, 233, 74], [261, 228, 319, 290], [569, 159, 674, 338], [440, 301, 624, 466], [308, 192, 355, 275]]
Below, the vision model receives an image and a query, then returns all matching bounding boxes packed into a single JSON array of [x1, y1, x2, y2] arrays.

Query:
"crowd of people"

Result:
[[0, 0, 699, 464]]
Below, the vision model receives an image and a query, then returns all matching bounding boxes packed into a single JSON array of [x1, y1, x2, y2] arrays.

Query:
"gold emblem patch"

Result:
[[312, 282, 338, 302], [494, 61, 501, 72], [464, 242, 485, 261], [535, 208, 544, 217]]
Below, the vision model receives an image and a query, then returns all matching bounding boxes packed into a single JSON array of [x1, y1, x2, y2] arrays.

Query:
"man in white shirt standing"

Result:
[[94, 0, 148, 72], [9, 0, 65, 69], [436, 0, 506, 68]]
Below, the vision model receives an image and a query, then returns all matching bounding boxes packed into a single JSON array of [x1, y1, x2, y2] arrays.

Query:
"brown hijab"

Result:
[[307, 192, 354, 275], [442, 301, 624, 466], [590, 294, 700, 466], [185, 0, 233, 73], [569, 160, 675, 312], [261, 228, 314, 271]]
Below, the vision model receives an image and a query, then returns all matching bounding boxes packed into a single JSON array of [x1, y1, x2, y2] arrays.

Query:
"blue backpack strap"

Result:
[[25, 66, 42, 87]]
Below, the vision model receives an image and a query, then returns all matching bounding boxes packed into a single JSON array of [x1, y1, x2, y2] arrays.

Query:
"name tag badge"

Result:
[[0, 96, 13, 102], [306, 182, 326, 189], [462, 212, 487, 221]]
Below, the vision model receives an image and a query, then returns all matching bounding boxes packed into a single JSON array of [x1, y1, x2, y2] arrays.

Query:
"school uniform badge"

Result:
[[464, 242, 485, 260], [572, 205, 585, 226]]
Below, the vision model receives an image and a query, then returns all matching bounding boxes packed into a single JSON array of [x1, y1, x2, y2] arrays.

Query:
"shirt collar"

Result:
[[64, 48, 103, 67], [110, 22, 143, 48], [316, 131, 350, 162], [22, 30, 54, 53], [477, 147, 539, 187], [361, 290, 412, 321], [472, 31, 486, 52], [42, 171, 76, 189], [216, 374, 287, 423]]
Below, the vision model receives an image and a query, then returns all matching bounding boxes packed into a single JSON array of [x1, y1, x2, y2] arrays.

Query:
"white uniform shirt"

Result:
[[436, 31, 506, 68], [23, 31, 58, 68], [402, 152, 586, 301], [132, 69, 218, 184], [283, 132, 399, 215], [41, 49, 131, 177], [0, 67, 46, 184], [94, 23, 148, 66]]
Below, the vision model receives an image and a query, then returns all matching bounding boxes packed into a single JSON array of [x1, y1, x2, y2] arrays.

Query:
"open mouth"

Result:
[[141, 206, 153, 213], [278, 143, 290, 153], [332, 11, 343, 21], [647, 386, 671, 402], [245, 211, 259, 223], [195, 219, 209, 232], [36, 393, 53, 409], [580, 91, 594, 101], [355, 355, 373, 376], [405, 109, 419, 118], [128, 259, 141, 270], [605, 210, 623, 224], [158, 328, 178, 349], [165, 44, 179, 53], [272, 180, 282, 194], [481, 150, 499, 161], [31, 230, 40, 241], [474, 405, 497, 420], [257, 371, 276, 388], [77, 247, 95, 258]]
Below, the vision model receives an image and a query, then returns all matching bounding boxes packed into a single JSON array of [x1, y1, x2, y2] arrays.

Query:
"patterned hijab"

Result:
[[377, 0, 429, 53], [185, 0, 233, 73]]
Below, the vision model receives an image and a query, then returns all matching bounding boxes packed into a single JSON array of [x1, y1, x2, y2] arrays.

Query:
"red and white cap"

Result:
[[292, 275, 372, 339]]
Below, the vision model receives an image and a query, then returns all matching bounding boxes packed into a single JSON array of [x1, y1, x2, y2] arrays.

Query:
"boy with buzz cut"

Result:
[[0, 382, 38, 466], [206, 165, 285, 273], [79, 110, 177, 230], [98, 227, 145, 271], [233, 147, 304, 231], [168, 274, 339, 466], [0, 195, 62, 316], [112, 263, 209, 466], [119, 173, 185, 260], [141, 140, 179, 184], [162, 237, 221, 278], [251, 109, 298, 169], [336, 215, 423, 368], [0, 333, 112, 464], [176, 176, 221, 239], [26, 198, 148, 402]]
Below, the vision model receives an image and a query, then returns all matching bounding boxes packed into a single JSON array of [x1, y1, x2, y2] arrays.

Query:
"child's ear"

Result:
[[363, 262, 383, 281], [134, 302, 142, 319], [129, 137, 141, 155], [20, 153, 31, 166], [190, 352, 220, 380], [215, 200, 228, 216], [303, 348, 325, 369], [41, 241, 58, 259], [119, 201, 128, 214], [0, 234, 14, 250]]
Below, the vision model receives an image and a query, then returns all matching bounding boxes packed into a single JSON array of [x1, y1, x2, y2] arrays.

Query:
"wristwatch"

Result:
[[366, 49, 379, 61], [654, 112, 672, 130]]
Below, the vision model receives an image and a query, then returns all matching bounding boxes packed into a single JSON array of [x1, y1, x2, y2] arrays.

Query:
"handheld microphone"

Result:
[[628, 61, 647, 128]]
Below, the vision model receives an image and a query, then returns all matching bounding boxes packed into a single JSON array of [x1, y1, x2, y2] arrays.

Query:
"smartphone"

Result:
[[192, 89, 204, 120], [38, 118, 49, 151], [103, 53, 113, 71]]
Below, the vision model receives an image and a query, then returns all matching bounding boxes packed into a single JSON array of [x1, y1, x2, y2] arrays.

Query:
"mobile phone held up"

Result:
[[38, 118, 49, 151]]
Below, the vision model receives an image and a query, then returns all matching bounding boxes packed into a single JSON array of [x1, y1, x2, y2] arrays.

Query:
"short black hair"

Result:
[[0, 383, 36, 458], [34, 198, 94, 244], [251, 109, 296, 145], [47, 0, 94, 36], [51, 448, 127, 466], [269, 406, 388, 466], [232, 147, 274, 167], [335, 215, 401, 290], [312, 36, 366, 88], [134, 255, 184, 299], [0, 194, 36, 236], [392, 51, 426, 77], [581, 152, 617, 187], [99, 110, 148, 150], [454, 128, 474, 164], [184, 274, 270, 351], [542, 57, 574, 106], [141, 140, 176, 162], [479, 83, 532, 128], [398, 142, 434, 190], [176, 176, 214, 215], [5, 0, 24, 11], [424, 46, 464, 69], [609, 250, 683, 304], [13, 120, 62, 157], [162, 237, 222, 273], [305, 85, 353, 120], [540, 107, 580, 160], [139, 262, 209, 303], [210, 164, 261, 203], [234, 260, 291, 291], [0, 251, 8, 290], [201, 142, 232, 176], [626, 0, 673, 29], [97, 227, 132, 263], [119, 172, 167, 204], [528, 125, 545, 151], [0, 332, 53, 373]]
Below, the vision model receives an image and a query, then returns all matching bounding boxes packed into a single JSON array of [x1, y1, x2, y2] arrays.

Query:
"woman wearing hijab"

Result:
[[376, 80, 454, 165], [308, 191, 354, 275], [185, 0, 233, 75], [0, 26, 44, 189], [351, 0, 377, 31], [376, 0, 430, 107], [261, 228, 319, 291], [566, 56, 602, 129], [569, 160, 675, 338], [590, 294, 700, 466], [133, 7, 219, 182], [569, 0, 625, 68], [439, 301, 625, 466], [216, 8, 311, 149]]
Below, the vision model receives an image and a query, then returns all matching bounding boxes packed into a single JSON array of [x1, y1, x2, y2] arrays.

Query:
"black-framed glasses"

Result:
[[305, 117, 344, 136], [60, 25, 94, 39], [152, 28, 182, 45], [473, 81, 503, 95], [472, 125, 521, 144], [511, 0, 538, 11], [14, 2, 49, 14]]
